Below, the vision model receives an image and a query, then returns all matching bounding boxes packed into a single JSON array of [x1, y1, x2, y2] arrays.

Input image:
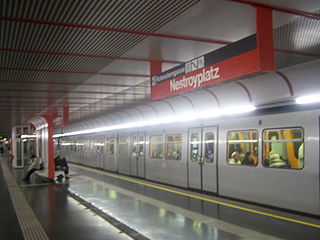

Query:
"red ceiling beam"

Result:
[[0, 13, 318, 66], [2, 48, 319, 67], [0, 113, 41, 114], [0, 17, 232, 45], [229, 0, 320, 21], [9, 104, 129, 111], [0, 48, 183, 64], [0, 67, 149, 78], [0, 48, 318, 65], [0, 101, 83, 105], [0, 96, 147, 101], [0, 108, 112, 111], [0, 88, 149, 95], [0, 79, 149, 88], [0, 101, 120, 106], [0, 108, 51, 110], [0, 110, 47, 112], [0, 104, 115, 108], [274, 49, 320, 58]]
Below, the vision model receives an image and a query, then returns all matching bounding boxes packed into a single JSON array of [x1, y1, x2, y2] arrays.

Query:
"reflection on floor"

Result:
[[69, 175, 238, 240], [65, 165, 320, 240], [4, 156, 320, 240], [7, 161, 132, 240]]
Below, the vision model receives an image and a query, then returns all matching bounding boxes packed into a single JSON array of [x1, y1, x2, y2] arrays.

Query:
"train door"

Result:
[[77, 139, 84, 165], [188, 127, 217, 192], [106, 137, 116, 171], [130, 132, 145, 178], [96, 138, 105, 169], [84, 139, 91, 166], [118, 134, 130, 175]]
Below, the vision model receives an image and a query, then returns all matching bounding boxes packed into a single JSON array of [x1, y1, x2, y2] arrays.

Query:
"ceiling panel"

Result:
[[0, 0, 319, 134], [0, 0, 202, 134]]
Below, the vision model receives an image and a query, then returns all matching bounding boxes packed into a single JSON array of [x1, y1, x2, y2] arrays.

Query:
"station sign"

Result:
[[151, 33, 275, 100]]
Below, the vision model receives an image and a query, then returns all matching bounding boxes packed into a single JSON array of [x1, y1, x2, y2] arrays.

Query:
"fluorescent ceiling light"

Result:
[[53, 104, 256, 138], [21, 135, 37, 139], [222, 104, 256, 115], [296, 94, 320, 104]]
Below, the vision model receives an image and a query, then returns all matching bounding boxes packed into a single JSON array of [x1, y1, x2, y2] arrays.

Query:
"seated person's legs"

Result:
[[60, 157, 70, 178], [23, 168, 37, 181]]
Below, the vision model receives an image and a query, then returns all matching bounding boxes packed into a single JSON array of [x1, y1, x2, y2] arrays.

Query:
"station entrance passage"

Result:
[[188, 126, 217, 192]]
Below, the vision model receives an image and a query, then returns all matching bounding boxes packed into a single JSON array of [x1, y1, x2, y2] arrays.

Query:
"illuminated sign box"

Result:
[[151, 32, 274, 100]]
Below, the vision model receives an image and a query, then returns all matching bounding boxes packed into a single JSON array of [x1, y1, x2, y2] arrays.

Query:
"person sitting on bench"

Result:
[[23, 154, 41, 182], [54, 156, 70, 179]]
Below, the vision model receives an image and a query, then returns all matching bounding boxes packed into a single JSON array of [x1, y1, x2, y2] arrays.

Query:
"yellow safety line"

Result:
[[70, 163, 320, 229]]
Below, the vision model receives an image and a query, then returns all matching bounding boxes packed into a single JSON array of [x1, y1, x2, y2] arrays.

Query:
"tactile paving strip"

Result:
[[0, 162, 49, 240]]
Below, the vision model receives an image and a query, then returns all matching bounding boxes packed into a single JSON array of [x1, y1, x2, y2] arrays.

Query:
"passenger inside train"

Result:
[[165, 135, 182, 161], [263, 128, 304, 169], [264, 152, 288, 168], [229, 151, 241, 165], [242, 152, 255, 165], [227, 130, 258, 166], [204, 132, 214, 163], [298, 143, 304, 169]]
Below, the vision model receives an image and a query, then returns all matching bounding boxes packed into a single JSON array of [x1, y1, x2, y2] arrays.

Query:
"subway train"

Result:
[[51, 59, 320, 215]]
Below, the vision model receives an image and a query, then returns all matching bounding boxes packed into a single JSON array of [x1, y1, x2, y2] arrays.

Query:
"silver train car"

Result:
[[54, 59, 320, 215]]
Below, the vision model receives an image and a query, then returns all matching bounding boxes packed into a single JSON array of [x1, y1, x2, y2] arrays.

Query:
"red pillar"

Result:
[[150, 60, 162, 76], [41, 114, 56, 180], [63, 106, 69, 126], [150, 61, 162, 98], [255, 6, 275, 72]]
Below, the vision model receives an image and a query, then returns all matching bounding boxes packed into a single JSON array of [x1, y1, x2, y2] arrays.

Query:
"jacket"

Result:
[[28, 157, 41, 171]]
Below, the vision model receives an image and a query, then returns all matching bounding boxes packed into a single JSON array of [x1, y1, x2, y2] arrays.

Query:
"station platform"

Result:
[[1, 156, 320, 240]]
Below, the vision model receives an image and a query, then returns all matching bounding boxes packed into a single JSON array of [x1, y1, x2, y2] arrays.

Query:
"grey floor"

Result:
[[2, 156, 320, 240], [65, 164, 320, 240], [1, 157, 132, 240], [0, 158, 24, 240]]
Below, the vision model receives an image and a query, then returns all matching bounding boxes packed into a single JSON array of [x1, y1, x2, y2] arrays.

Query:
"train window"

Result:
[[84, 140, 90, 153], [149, 136, 163, 159], [165, 135, 182, 161], [132, 136, 138, 158], [57, 140, 61, 151], [89, 140, 95, 152], [227, 130, 258, 166], [119, 137, 129, 156], [70, 141, 76, 152], [76, 141, 83, 151], [263, 128, 304, 169], [107, 138, 115, 155], [190, 133, 200, 162], [95, 140, 104, 154], [138, 136, 144, 157], [204, 132, 214, 163]]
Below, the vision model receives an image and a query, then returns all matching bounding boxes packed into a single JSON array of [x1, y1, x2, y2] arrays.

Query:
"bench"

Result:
[[36, 169, 65, 181]]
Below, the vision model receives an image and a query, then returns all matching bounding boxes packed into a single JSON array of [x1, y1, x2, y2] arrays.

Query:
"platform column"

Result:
[[41, 114, 56, 180], [255, 6, 275, 72], [150, 61, 162, 97]]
